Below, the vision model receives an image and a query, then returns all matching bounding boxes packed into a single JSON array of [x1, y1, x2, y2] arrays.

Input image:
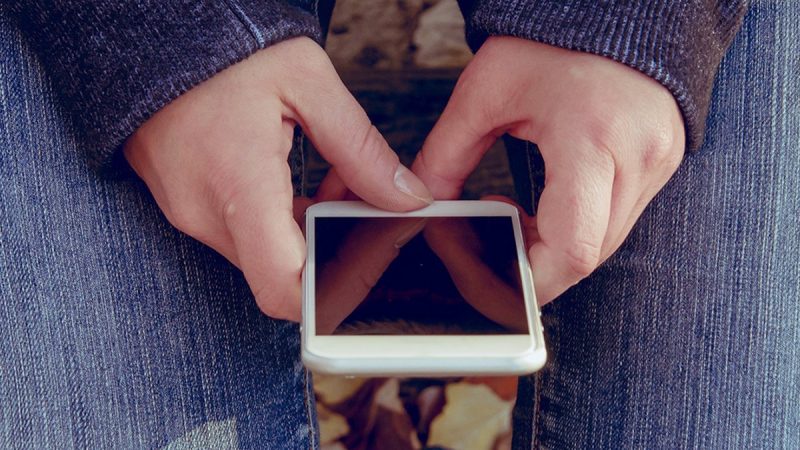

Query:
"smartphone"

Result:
[[301, 200, 546, 377]]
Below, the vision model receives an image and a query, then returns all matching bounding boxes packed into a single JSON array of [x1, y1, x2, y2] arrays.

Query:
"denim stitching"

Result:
[[524, 140, 544, 449], [533, 372, 543, 449], [302, 368, 318, 449]]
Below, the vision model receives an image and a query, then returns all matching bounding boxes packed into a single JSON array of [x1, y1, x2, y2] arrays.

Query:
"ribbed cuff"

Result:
[[14, 1, 322, 169], [462, 0, 746, 151]]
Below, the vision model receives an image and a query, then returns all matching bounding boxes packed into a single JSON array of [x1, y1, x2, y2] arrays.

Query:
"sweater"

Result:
[[11, 0, 747, 168]]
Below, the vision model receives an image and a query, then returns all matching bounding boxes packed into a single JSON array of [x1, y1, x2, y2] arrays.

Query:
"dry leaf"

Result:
[[415, 385, 445, 441], [427, 382, 514, 450], [368, 379, 422, 450], [318, 403, 350, 444], [493, 427, 512, 450], [373, 377, 405, 412], [314, 373, 369, 405], [332, 378, 388, 449], [368, 406, 422, 450], [463, 376, 518, 401], [321, 443, 348, 450]]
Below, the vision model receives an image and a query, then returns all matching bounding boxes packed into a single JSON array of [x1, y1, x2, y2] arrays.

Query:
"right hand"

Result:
[[124, 37, 432, 321]]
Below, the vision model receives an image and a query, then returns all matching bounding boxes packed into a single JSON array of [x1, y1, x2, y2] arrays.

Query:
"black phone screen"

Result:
[[314, 216, 529, 336]]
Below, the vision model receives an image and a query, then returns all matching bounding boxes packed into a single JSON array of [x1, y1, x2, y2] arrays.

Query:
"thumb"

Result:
[[284, 57, 432, 211], [412, 67, 510, 199]]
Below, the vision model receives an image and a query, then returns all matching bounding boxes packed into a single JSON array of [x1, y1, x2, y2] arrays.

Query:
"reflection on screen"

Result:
[[314, 216, 529, 336]]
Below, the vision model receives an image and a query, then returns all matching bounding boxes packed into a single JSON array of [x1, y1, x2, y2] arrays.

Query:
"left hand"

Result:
[[412, 36, 686, 305]]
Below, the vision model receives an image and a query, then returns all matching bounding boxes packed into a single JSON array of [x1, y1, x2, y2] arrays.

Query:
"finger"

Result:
[[600, 170, 672, 264], [412, 72, 512, 199], [315, 217, 428, 334], [223, 152, 306, 321], [480, 195, 537, 248], [528, 139, 615, 305], [284, 59, 432, 211], [293, 196, 314, 231], [315, 168, 349, 202], [599, 144, 683, 263]]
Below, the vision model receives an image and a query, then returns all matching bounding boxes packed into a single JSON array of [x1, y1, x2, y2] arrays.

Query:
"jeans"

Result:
[[507, 1, 800, 448], [1, 3, 798, 450], [0, 5, 316, 449]]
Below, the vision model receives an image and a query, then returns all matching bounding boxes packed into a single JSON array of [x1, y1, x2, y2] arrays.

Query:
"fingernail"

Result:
[[394, 218, 429, 249], [394, 164, 433, 205]]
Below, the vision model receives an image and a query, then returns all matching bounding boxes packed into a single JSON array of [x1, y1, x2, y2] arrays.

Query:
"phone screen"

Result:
[[314, 216, 530, 336]]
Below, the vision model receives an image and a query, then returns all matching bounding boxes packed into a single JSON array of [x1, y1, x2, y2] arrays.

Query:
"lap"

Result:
[[0, 8, 314, 449], [512, 2, 800, 448]]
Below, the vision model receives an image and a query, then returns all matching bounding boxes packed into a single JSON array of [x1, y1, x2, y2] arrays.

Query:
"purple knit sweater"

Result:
[[11, 0, 747, 167]]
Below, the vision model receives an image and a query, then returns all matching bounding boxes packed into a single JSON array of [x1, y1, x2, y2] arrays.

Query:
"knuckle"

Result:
[[416, 149, 466, 188], [582, 111, 623, 156], [642, 125, 683, 173], [562, 239, 602, 279], [251, 253, 305, 319], [252, 280, 298, 321], [253, 284, 290, 319], [163, 203, 204, 238]]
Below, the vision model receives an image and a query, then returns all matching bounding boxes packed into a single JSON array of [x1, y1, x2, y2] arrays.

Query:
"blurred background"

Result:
[[325, 0, 472, 70], [309, 2, 521, 450], [305, 0, 516, 202]]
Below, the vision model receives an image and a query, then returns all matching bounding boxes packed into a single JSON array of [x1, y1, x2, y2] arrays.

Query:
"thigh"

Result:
[[0, 8, 315, 450], [511, 2, 800, 448]]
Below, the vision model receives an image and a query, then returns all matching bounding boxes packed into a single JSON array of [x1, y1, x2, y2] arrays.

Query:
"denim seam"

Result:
[[298, 132, 306, 197], [524, 141, 544, 449], [525, 141, 536, 213], [533, 372, 543, 449], [302, 368, 317, 449]]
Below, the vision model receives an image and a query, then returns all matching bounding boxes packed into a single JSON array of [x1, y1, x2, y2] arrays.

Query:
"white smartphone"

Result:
[[301, 200, 546, 377]]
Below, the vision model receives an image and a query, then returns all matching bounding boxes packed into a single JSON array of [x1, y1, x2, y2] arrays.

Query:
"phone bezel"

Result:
[[302, 200, 547, 376]]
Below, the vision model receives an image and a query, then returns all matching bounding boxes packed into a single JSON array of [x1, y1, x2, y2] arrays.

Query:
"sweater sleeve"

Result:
[[458, 0, 748, 151], [11, 1, 323, 168]]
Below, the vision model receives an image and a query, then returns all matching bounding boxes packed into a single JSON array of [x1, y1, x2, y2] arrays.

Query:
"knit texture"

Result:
[[459, 0, 748, 151], [12, 1, 747, 166], [12, 1, 322, 168]]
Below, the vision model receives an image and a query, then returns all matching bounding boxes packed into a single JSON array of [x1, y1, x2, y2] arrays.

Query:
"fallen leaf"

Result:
[[331, 378, 388, 447], [369, 405, 422, 450], [321, 443, 348, 450], [493, 425, 512, 450], [427, 382, 514, 450], [463, 376, 518, 401], [314, 373, 369, 405], [368, 379, 422, 450], [374, 377, 405, 412], [415, 385, 445, 442], [318, 403, 350, 445]]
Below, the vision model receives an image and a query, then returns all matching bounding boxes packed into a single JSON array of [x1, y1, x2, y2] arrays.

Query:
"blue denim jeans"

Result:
[[0, 5, 316, 449], [507, 2, 800, 448], [1, 3, 798, 450]]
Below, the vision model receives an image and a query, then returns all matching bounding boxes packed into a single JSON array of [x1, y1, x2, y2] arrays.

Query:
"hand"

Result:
[[412, 36, 685, 305], [124, 37, 432, 321]]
